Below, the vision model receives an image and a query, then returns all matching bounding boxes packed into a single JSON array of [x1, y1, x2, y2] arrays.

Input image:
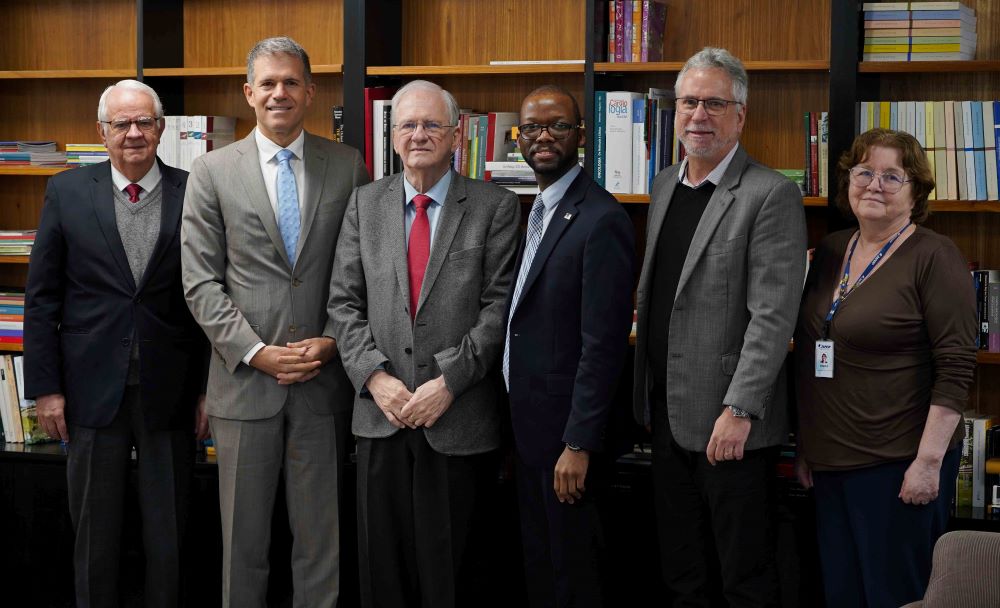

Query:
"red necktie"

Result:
[[125, 183, 142, 203], [407, 194, 432, 320]]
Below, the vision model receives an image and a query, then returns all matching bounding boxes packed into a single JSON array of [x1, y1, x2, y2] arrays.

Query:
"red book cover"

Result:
[[614, 1, 625, 63], [364, 86, 394, 179]]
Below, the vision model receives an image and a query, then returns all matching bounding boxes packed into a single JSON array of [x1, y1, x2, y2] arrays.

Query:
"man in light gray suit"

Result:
[[328, 80, 519, 608], [181, 37, 368, 608], [632, 47, 806, 607]]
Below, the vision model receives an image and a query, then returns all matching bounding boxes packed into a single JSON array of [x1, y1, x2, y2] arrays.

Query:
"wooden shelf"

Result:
[[0, 167, 71, 176], [0, 69, 136, 80], [0, 256, 29, 265], [367, 63, 585, 76], [929, 201, 1000, 213], [859, 60, 1000, 74], [612, 194, 828, 207], [143, 64, 343, 78], [595, 60, 829, 73], [978, 352, 1000, 365], [0, 343, 22, 352]]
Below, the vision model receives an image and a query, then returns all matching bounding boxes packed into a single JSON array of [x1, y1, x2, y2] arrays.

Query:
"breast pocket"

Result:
[[448, 245, 483, 261], [705, 234, 746, 257]]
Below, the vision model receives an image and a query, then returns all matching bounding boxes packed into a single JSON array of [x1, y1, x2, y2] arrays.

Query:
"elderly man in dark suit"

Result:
[[181, 37, 368, 608], [633, 47, 807, 607], [504, 85, 634, 608], [328, 79, 520, 608], [25, 79, 209, 608]]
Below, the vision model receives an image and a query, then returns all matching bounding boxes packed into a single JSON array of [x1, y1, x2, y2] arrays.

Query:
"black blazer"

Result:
[[505, 170, 635, 467], [24, 160, 207, 430]]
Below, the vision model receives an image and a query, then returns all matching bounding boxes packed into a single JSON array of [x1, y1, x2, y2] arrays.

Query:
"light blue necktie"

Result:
[[276, 148, 300, 266], [503, 193, 546, 388]]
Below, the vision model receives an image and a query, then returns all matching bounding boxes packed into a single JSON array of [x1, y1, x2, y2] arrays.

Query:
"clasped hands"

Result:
[[365, 370, 453, 429], [250, 337, 338, 385]]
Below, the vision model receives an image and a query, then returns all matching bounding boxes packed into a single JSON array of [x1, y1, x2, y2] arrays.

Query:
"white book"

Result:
[[972, 417, 994, 508], [604, 92, 643, 194], [372, 100, 390, 180], [0, 358, 19, 442], [632, 98, 647, 195], [925, 101, 937, 200], [819, 112, 829, 198], [915, 101, 926, 147], [963, 101, 977, 200], [13, 355, 25, 405], [983, 101, 999, 201]]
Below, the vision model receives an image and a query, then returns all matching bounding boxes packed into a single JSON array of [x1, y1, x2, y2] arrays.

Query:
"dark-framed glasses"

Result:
[[517, 122, 579, 141], [100, 117, 160, 135], [675, 97, 742, 116], [394, 121, 455, 137], [849, 167, 910, 194]]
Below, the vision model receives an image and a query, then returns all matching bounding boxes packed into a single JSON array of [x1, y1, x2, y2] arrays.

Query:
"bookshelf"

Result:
[[0, 0, 996, 408]]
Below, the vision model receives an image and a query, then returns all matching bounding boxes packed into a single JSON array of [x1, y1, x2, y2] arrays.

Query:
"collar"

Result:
[[110, 161, 161, 194], [540, 164, 581, 211], [679, 143, 739, 188], [254, 127, 306, 163], [404, 170, 453, 207]]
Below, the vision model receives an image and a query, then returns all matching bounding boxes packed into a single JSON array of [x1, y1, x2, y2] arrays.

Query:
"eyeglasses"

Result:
[[100, 117, 160, 135], [517, 122, 579, 141], [393, 121, 455, 137], [675, 98, 742, 116], [849, 167, 910, 194]]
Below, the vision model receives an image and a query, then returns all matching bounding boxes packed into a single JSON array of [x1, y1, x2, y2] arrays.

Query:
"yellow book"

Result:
[[864, 43, 970, 53], [879, 101, 891, 129], [925, 101, 937, 200]]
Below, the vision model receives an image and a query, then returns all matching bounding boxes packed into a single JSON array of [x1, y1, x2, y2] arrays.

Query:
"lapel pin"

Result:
[[563, 213, 573, 220]]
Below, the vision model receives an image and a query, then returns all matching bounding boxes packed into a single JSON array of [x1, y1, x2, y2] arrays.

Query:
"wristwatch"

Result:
[[729, 405, 753, 419], [566, 443, 584, 452]]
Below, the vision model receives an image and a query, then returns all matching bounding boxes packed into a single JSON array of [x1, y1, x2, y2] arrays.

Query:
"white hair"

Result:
[[97, 79, 164, 123], [390, 80, 460, 127], [675, 47, 749, 106]]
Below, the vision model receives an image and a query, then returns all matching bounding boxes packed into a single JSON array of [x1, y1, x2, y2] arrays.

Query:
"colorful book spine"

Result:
[[594, 91, 606, 186]]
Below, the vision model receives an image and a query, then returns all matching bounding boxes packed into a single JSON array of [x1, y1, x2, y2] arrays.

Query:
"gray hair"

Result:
[[97, 79, 164, 122], [674, 47, 748, 106], [390, 80, 460, 127], [247, 36, 312, 85]]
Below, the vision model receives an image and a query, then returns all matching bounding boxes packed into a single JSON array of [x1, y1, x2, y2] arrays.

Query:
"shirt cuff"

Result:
[[242, 341, 266, 366]]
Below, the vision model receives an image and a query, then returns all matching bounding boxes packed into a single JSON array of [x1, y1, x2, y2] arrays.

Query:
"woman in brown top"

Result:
[[794, 129, 977, 608]]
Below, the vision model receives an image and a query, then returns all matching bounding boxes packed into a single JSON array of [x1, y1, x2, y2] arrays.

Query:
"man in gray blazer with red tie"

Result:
[[181, 37, 368, 607], [633, 47, 807, 607], [328, 79, 519, 608]]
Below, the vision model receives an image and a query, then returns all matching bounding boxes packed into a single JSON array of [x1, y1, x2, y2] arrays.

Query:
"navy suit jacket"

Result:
[[505, 170, 635, 467], [24, 160, 208, 430]]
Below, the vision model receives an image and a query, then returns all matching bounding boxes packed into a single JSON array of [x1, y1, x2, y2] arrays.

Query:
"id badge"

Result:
[[815, 340, 834, 378]]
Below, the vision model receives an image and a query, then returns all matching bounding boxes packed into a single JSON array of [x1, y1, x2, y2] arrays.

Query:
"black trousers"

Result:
[[651, 396, 780, 608], [356, 430, 493, 608], [66, 385, 193, 608], [514, 450, 607, 608], [812, 447, 960, 608]]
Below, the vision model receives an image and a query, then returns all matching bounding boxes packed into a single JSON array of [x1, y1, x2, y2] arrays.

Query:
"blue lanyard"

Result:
[[822, 221, 911, 339]]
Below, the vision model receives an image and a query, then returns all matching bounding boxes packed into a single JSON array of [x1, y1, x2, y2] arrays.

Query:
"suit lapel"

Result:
[[383, 175, 411, 306], [91, 163, 137, 292], [235, 133, 291, 269], [136, 162, 181, 293], [511, 172, 586, 316], [417, 174, 467, 314], [639, 166, 679, 294], [297, 132, 325, 262], [674, 147, 747, 299]]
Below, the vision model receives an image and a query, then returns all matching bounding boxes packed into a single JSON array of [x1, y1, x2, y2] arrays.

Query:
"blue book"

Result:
[[995, 102, 1000, 198], [863, 10, 910, 20], [0, 329, 21, 338], [912, 10, 973, 20], [972, 101, 987, 201], [648, 99, 658, 192], [594, 91, 606, 186], [0, 306, 23, 315]]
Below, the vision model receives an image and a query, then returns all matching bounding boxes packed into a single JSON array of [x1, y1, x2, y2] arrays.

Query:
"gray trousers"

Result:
[[209, 399, 345, 608], [66, 385, 193, 608]]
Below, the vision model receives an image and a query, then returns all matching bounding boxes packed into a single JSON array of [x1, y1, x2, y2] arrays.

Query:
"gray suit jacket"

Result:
[[633, 146, 807, 451], [181, 130, 369, 420], [329, 172, 520, 455]]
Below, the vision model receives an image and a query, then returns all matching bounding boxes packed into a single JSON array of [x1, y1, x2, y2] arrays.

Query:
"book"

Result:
[[331, 106, 344, 143], [986, 101, 999, 201], [973, 416, 997, 508], [955, 101, 968, 201], [363, 86, 394, 179], [594, 91, 606, 186], [483, 112, 519, 182], [945, 100, 959, 200], [957, 416, 974, 507], [971, 100, 987, 200], [631, 98, 647, 194], [604, 91, 643, 193]]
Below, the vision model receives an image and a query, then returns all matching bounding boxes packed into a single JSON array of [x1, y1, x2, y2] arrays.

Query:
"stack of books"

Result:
[[801, 112, 829, 197], [604, 0, 667, 63], [862, 1, 977, 61], [858, 100, 999, 201], [0, 353, 49, 445], [66, 143, 109, 166], [0, 231, 35, 257], [158, 116, 236, 171], [0, 141, 66, 167]]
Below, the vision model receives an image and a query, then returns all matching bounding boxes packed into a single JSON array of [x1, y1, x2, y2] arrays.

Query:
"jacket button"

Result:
[[288, 325, 297, 333], [292, 278, 301, 287], [404, 347, 412, 354], [121, 338, 130, 347], [134, 296, 143, 304]]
